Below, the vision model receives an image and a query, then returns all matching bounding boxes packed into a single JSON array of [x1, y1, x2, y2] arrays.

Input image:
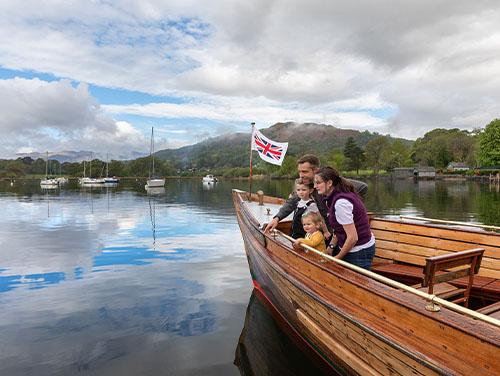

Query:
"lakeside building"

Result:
[[447, 162, 470, 171], [392, 167, 413, 179], [413, 166, 436, 179]]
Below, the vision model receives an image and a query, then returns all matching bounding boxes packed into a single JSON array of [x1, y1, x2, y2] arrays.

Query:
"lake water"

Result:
[[0, 178, 498, 376]]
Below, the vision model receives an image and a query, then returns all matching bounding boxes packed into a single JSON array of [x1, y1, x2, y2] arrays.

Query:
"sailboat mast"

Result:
[[45, 151, 49, 178], [152, 127, 155, 175]]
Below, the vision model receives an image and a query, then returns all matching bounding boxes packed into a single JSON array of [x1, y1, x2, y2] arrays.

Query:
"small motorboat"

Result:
[[202, 174, 218, 183]]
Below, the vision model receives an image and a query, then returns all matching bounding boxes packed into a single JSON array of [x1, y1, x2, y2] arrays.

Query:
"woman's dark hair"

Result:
[[315, 166, 361, 198]]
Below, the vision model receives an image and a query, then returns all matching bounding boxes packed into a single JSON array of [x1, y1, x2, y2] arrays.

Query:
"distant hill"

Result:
[[15, 150, 147, 163], [155, 122, 413, 169], [14, 122, 412, 168]]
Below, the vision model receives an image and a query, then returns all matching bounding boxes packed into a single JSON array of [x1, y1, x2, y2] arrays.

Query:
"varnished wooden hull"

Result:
[[233, 190, 500, 376]]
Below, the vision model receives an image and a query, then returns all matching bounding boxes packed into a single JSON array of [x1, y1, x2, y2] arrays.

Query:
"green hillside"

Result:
[[155, 122, 412, 170]]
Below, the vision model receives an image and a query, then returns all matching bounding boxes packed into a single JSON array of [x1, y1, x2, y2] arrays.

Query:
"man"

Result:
[[264, 154, 368, 236]]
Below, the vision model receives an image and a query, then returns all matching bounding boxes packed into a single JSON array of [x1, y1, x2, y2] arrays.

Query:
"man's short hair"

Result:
[[297, 154, 320, 170]]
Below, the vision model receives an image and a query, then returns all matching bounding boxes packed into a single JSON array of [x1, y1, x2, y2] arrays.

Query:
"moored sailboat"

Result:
[[40, 151, 59, 188], [146, 127, 165, 188], [103, 153, 119, 184], [79, 153, 104, 185]]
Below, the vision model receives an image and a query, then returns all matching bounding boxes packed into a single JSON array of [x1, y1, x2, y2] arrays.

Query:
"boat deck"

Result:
[[244, 201, 293, 227]]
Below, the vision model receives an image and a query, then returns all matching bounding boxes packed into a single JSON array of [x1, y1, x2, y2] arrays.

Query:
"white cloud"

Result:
[[1, 0, 500, 155], [0, 78, 148, 158]]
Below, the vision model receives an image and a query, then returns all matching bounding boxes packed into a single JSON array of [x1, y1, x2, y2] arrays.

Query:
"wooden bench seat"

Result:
[[371, 262, 425, 285], [371, 263, 500, 301], [370, 218, 500, 279], [370, 218, 500, 302]]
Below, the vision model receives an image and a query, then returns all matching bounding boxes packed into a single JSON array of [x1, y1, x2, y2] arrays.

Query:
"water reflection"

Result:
[[203, 181, 217, 190], [0, 180, 251, 375], [0, 177, 499, 375], [145, 186, 165, 195], [363, 179, 500, 226], [235, 290, 327, 376]]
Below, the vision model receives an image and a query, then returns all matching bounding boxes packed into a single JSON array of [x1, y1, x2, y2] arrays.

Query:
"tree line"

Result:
[[250, 118, 500, 178], [1, 119, 499, 179], [0, 155, 177, 179]]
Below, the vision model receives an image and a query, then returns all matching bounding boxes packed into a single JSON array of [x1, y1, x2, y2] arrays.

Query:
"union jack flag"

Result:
[[251, 128, 288, 166]]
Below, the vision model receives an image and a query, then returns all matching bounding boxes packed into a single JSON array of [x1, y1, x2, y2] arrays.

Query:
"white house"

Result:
[[447, 162, 470, 171]]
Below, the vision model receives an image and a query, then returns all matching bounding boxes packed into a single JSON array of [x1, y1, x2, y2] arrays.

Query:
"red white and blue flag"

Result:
[[251, 128, 288, 166]]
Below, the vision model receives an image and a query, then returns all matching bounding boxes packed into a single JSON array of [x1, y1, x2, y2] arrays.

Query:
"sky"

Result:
[[1, 0, 500, 159]]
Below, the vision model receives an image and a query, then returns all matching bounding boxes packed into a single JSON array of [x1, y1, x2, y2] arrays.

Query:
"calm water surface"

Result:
[[0, 178, 498, 375]]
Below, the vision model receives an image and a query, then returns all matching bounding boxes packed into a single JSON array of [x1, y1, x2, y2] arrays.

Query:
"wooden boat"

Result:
[[232, 189, 500, 375]]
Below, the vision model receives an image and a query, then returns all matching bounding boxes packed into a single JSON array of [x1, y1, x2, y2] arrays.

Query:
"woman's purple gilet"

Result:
[[323, 190, 371, 248]]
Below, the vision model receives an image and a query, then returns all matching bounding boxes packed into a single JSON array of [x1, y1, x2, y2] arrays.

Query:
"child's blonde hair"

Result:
[[294, 178, 314, 191], [301, 211, 323, 227]]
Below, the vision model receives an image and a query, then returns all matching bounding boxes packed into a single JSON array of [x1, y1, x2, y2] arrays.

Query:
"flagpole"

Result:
[[248, 122, 255, 201]]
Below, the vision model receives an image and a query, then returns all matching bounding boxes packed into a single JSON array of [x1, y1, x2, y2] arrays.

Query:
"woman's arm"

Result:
[[335, 223, 358, 259], [319, 220, 331, 239]]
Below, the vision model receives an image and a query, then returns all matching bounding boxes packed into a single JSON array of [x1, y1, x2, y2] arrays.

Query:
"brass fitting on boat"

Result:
[[257, 190, 264, 206], [425, 295, 441, 312]]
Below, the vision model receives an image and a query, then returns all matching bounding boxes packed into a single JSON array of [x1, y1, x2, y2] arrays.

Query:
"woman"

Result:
[[314, 166, 375, 271]]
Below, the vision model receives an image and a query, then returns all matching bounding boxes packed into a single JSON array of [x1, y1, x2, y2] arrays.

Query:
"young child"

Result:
[[290, 178, 331, 240], [293, 212, 328, 259]]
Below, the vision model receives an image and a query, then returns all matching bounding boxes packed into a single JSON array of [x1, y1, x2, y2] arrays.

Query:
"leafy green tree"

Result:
[[343, 137, 365, 174], [477, 119, 500, 167], [5, 161, 26, 177], [365, 137, 389, 175], [412, 128, 477, 168], [88, 158, 106, 178], [20, 156, 34, 166], [327, 148, 346, 172], [129, 156, 159, 177], [160, 160, 176, 176], [256, 159, 280, 177], [382, 140, 412, 171], [65, 162, 83, 177], [29, 158, 46, 175], [279, 156, 297, 177], [447, 129, 477, 163], [108, 160, 127, 176]]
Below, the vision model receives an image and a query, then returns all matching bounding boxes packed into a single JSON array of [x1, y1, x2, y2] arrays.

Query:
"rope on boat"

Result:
[[273, 229, 500, 328], [399, 215, 500, 231]]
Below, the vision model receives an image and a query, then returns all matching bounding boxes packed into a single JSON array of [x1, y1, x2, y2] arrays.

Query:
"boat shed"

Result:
[[413, 166, 436, 179], [392, 167, 413, 179]]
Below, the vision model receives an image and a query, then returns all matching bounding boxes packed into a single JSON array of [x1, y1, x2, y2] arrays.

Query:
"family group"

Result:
[[264, 154, 375, 271]]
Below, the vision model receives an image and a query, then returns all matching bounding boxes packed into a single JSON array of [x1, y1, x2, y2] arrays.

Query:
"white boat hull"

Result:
[[40, 179, 59, 187], [146, 178, 165, 187], [80, 177, 105, 184], [202, 175, 218, 183]]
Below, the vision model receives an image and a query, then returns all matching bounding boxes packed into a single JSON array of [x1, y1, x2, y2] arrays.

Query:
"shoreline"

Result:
[[1, 174, 498, 182]]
